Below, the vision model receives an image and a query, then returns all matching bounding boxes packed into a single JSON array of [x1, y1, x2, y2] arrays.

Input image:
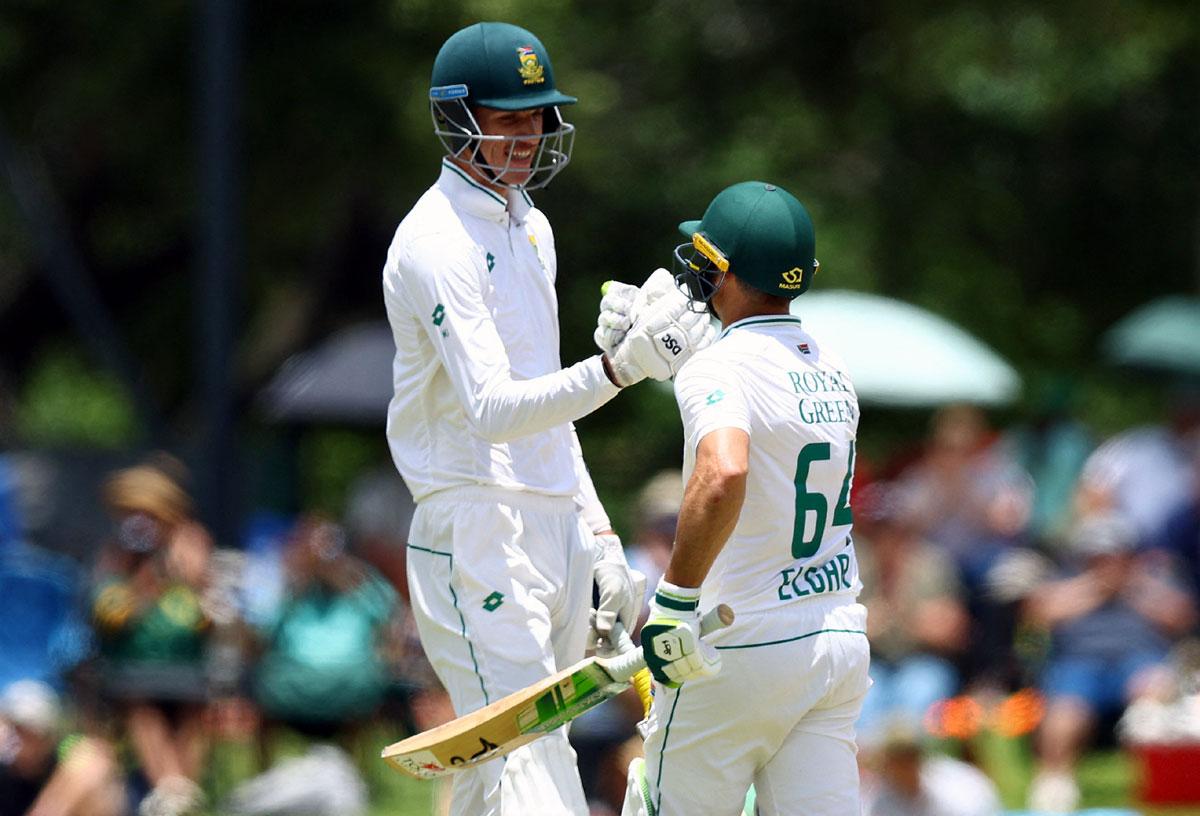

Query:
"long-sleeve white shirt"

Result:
[[383, 160, 619, 529]]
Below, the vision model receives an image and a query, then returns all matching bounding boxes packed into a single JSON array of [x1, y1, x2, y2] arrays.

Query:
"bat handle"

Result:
[[604, 604, 734, 683]]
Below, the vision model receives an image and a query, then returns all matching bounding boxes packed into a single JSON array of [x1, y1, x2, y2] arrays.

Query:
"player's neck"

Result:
[[450, 155, 507, 196], [717, 301, 790, 329]]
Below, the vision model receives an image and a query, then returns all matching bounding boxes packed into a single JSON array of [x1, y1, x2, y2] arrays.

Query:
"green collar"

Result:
[[439, 159, 533, 223], [719, 314, 803, 340]]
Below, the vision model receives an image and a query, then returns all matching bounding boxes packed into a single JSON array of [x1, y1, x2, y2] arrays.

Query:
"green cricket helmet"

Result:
[[430, 22, 577, 190], [672, 181, 819, 310]]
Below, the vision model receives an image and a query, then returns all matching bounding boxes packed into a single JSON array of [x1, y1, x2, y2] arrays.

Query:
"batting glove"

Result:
[[594, 280, 638, 355], [605, 270, 717, 387], [591, 533, 646, 656], [594, 270, 681, 356], [641, 578, 721, 688]]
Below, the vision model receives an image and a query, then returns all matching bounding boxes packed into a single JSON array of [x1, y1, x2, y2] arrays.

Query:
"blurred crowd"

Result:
[[852, 393, 1200, 815], [0, 456, 450, 816], [1, 390, 1199, 816]]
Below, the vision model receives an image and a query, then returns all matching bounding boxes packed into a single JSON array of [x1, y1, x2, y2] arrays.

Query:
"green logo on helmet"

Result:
[[516, 46, 545, 85]]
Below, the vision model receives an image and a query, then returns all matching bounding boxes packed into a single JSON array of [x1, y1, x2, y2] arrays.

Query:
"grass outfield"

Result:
[[973, 731, 1200, 816], [202, 728, 1200, 816]]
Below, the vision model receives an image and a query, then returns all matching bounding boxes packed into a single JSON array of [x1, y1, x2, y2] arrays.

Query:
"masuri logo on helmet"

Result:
[[672, 182, 820, 312], [780, 268, 806, 289]]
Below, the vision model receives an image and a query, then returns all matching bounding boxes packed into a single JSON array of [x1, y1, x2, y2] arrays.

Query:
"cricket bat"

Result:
[[381, 604, 734, 779]]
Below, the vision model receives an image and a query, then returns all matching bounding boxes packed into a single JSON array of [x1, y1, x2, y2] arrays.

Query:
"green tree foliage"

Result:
[[1, 1, 1197, 515], [16, 347, 135, 447]]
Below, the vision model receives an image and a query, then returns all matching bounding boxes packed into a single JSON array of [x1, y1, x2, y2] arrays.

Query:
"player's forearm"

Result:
[[666, 460, 747, 588], [471, 355, 620, 443]]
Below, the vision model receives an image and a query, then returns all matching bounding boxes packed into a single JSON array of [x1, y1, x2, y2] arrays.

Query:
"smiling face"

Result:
[[470, 106, 544, 187]]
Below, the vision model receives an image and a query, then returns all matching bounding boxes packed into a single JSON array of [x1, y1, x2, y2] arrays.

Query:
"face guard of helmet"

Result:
[[672, 232, 730, 315], [430, 92, 574, 191]]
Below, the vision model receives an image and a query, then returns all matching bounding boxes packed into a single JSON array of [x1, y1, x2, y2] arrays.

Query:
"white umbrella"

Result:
[[1102, 296, 1200, 377], [789, 290, 1021, 407]]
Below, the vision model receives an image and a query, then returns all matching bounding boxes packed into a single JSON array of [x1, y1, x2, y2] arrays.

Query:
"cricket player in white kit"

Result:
[[381, 22, 714, 816], [615, 182, 872, 816]]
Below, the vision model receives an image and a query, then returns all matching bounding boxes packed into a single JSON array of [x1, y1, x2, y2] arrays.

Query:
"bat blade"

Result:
[[381, 604, 733, 779], [381, 658, 624, 779]]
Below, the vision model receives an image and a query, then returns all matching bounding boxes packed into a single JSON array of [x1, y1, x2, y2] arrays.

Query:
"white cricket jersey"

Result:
[[674, 314, 862, 616], [382, 160, 620, 504]]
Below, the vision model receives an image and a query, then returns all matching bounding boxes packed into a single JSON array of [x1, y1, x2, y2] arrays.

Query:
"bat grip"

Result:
[[604, 604, 734, 683]]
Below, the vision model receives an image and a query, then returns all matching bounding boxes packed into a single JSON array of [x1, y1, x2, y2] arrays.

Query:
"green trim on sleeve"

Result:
[[654, 591, 700, 612]]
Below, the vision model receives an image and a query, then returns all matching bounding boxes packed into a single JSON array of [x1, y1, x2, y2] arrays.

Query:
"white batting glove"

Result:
[[594, 280, 638, 355], [591, 533, 646, 656], [594, 270, 681, 355], [605, 270, 717, 387], [641, 579, 720, 688]]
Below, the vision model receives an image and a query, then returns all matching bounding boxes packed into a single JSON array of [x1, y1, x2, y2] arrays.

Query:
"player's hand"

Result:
[[594, 280, 638, 355], [641, 579, 721, 687], [591, 533, 645, 655], [605, 270, 717, 386], [594, 270, 680, 356]]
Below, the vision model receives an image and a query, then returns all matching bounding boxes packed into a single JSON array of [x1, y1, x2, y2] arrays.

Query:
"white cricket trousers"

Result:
[[638, 597, 870, 816], [406, 485, 594, 816]]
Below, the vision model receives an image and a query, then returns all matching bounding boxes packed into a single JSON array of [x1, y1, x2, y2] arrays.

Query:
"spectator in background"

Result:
[[623, 469, 684, 619], [1024, 513, 1196, 813], [898, 404, 1034, 588], [1074, 386, 1200, 546], [343, 466, 416, 603], [0, 455, 22, 550], [231, 516, 397, 816], [341, 468, 453, 749], [1161, 452, 1200, 605], [861, 721, 1001, 816], [855, 482, 970, 743], [252, 515, 398, 739], [1002, 378, 1094, 543], [91, 457, 212, 816], [0, 680, 127, 816], [897, 405, 1035, 688], [0, 540, 91, 694]]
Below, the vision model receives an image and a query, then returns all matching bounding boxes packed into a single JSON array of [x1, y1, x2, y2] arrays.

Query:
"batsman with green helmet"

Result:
[[381, 22, 714, 816], [621, 182, 871, 816]]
